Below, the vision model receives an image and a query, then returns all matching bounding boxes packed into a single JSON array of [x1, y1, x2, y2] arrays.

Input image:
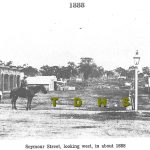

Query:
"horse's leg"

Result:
[[13, 96, 18, 110], [11, 96, 16, 109], [26, 96, 31, 110], [29, 97, 33, 110], [26, 99, 29, 110], [11, 97, 17, 110], [11, 98, 14, 109]]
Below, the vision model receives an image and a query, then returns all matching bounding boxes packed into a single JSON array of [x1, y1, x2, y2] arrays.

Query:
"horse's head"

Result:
[[40, 85, 47, 94]]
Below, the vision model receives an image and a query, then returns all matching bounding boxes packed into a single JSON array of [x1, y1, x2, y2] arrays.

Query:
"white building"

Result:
[[27, 76, 57, 91]]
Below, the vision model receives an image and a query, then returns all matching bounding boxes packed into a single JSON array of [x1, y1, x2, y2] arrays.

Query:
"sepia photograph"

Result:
[[0, 0, 150, 149]]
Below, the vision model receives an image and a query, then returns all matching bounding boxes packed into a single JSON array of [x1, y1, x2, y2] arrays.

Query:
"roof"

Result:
[[0, 65, 23, 71], [27, 76, 57, 85]]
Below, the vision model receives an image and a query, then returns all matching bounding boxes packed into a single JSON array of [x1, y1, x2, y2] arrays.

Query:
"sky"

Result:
[[0, 0, 150, 71]]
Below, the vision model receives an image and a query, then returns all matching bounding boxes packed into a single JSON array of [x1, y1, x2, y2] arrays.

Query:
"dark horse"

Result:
[[10, 85, 47, 110]]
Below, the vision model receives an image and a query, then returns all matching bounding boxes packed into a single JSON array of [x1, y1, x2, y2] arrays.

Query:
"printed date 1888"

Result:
[[116, 144, 126, 148], [70, 3, 85, 8]]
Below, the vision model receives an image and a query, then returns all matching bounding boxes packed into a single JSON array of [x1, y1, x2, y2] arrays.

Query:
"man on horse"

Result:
[[10, 75, 48, 110], [21, 75, 28, 89]]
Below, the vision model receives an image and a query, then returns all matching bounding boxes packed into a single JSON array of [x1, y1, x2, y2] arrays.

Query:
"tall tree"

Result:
[[115, 67, 127, 76], [22, 66, 39, 77], [40, 65, 61, 78], [142, 67, 150, 75], [40, 65, 51, 76], [67, 61, 78, 77], [90, 65, 104, 78], [60, 66, 70, 79], [127, 66, 136, 79], [5, 61, 13, 66], [78, 57, 94, 80], [105, 70, 114, 78]]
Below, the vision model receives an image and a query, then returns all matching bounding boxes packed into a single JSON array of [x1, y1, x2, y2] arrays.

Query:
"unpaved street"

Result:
[[0, 92, 150, 139]]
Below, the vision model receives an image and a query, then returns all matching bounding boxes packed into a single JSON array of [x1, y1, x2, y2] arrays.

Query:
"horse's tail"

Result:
[[10, 90, 13, 99]]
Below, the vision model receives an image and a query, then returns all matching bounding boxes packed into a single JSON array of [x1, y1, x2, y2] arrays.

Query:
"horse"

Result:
[[10, 85, 47, 110]]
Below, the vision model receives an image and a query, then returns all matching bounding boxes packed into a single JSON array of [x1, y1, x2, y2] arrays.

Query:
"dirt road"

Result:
[[0, 92, 150, 139]]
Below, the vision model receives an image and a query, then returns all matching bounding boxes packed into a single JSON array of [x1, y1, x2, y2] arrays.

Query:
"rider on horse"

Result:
[[21, 75, 28, 89]]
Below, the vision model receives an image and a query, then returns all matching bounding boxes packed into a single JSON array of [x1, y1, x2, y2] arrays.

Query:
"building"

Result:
[[27, 76, 57, 91], [0, 64, 23, 93], [70, 73, 84, 82], [144, 76, 150, 93]]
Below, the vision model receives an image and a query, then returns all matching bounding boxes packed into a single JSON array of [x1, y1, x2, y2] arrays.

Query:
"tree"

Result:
[[67, 62, 78, 77], [49, 66, 60, 78], [138, 72, 144, 78], [127, 66, 136, 79], [0, 60, 3, 65], [59, 66, 70, 79], [5, 61, 13, 66], [142, 67, 150, 75], [22, 66, 39, 77], [105, 70, 114, 78], [90, 65, 104, 78], [97, 66, 104, 77], [40, 65, 61, 78], [78, 57, 94, 80], [115, 67, 127, 76], [40, 65, 51, 76]]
